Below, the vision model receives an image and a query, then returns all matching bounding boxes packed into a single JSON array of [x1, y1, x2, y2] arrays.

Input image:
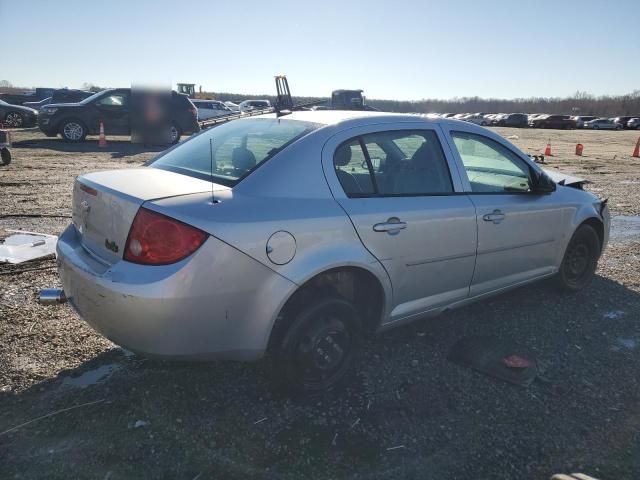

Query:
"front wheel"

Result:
[[60, 119, 87, 142], [555, 224, 600, 292], [269, 295, 362, 394], [4, 112, 23, 128]]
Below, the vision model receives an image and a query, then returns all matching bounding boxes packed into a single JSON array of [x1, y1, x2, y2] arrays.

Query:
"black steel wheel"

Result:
[[0, 147, 11, 166], [556, 224, 600, 292], [270, 295, 361, 394]]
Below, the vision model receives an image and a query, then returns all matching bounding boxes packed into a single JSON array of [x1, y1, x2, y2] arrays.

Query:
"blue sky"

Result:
[[1, 0, 638, 100]]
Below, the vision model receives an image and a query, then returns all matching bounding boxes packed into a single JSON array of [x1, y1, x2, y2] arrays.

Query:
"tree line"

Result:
[[2, 80, 639, 116], [212, 90, 640, 116]]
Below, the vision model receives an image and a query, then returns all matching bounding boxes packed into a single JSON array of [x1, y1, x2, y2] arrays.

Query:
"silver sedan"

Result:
[[56, 111, 610, 392]]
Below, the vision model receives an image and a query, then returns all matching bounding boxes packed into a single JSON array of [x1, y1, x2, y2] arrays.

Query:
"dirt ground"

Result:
[[1, 126, 640, 479]]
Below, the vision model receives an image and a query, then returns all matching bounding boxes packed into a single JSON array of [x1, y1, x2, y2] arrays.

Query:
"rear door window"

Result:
[[333, 130, 453, 197]]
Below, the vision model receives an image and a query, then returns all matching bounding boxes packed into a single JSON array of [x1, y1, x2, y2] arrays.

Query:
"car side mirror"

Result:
[[531, 170, 556, 194]]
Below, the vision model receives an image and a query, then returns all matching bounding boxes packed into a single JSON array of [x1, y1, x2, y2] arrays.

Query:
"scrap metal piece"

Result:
[[0, 230, 57, 264]]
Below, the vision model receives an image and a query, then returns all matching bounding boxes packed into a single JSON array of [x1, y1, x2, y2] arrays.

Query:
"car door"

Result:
[[322, 124, 477, 323], [442, 127, 565, 296], [92, 91, 130, 134]]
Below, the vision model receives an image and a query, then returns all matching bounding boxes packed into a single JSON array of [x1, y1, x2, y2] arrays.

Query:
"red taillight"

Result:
[[190, 107, 198, 119], [124, 208, 207, 265]]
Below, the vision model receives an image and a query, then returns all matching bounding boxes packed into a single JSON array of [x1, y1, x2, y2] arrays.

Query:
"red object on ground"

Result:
[[575, 143, 583, 156], [633, 137, 640, 158], [544, 143, 552, 156], [503, 355, 534, 369], [98, 121, 107, 148]]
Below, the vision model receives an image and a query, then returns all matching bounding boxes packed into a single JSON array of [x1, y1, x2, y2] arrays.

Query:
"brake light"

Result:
[[190, 107, 198, 119], [124, 208, 207, 265]]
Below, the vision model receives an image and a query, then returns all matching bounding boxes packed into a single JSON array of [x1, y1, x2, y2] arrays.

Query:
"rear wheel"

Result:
[[60, 119, 87, 142], [555, 224, 600, 292], [269, 295, 362, 394], [166, 123, 181, 144], [4, 112, 23, 128]]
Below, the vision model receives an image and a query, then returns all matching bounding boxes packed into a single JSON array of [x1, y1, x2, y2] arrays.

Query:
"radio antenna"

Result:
[[209, 137, 215, 204]]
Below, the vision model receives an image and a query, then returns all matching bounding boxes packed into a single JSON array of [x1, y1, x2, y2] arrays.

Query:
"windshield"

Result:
[[149, 117, 319, 186]]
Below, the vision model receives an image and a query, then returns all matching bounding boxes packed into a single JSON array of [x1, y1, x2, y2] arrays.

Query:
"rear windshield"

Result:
[[149, 118, 319, 186]]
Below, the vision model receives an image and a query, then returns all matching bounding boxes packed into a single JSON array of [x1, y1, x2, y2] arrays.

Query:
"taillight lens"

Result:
[[190, 107, 198, 119], [124, 208, 207, 265]]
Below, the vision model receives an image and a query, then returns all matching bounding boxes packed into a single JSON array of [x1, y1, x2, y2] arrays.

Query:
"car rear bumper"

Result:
[[56, 224, 295, 360]]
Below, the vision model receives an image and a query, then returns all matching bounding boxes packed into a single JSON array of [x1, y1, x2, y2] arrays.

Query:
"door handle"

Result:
[[482, 209, 506, 224], [373, 217, 407, 234]]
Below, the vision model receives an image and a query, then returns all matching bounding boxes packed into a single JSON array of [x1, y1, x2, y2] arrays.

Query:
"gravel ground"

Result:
[[1, 127, 640, 479]]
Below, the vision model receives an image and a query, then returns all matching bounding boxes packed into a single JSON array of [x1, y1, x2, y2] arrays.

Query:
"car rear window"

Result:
[[149, 118, 320, 186]]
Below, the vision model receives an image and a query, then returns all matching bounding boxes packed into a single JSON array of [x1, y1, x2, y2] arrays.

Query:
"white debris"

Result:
[[0, 230, 57, 264], [603, 310, 625, 319], [133, 420, 149, 429]]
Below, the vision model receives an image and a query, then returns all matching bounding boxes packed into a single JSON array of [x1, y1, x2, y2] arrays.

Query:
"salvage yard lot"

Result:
[[1, 126, 640, 479]]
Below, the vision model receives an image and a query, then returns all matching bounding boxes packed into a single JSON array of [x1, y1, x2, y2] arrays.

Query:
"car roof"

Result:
[[257, 110, 439, 126]]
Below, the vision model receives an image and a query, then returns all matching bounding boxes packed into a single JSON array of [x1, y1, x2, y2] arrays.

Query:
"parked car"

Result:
[[54, 111, 609, 393], [239, 99, 271, 112], [627, 118, 640, 129], [191, 99, 234, 120], [460, 113, 490, 126], [24, 89, 93, 110], [571, 116, 597, 128], [583, 118, 623, 130], [530, 115, 576, 129], [38, 88, 200, 143], [224, 101, 240, 112], [495, 113, 528, 128], [0, 87, 55, 105], [612, 116, 638, 129], [0, 99, 38, 127]]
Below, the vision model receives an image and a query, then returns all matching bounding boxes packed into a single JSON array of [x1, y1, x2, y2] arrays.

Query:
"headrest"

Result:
[[334, 144, 352, 167], [232, 147, 256, 171]]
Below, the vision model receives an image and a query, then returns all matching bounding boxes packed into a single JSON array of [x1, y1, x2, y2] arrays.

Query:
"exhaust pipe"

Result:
[[38, 289, 67, 305]]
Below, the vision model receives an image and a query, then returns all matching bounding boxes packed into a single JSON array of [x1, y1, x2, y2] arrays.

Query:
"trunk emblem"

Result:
[[105, 239, 119, 253]]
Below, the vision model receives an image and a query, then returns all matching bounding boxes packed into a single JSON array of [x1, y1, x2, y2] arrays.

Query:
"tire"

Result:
[[593, 125, 599, 130], [269, 295, 362, 394], [0, 147, 10, 166], [555, 224, 600, 292], [166, 123, 181, 144], [4, 112, 23, 128], [60, 119, 87, 142]]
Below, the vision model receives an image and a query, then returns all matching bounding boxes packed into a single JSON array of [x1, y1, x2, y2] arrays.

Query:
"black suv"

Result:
[[38, 88, 200, 143], [495, 113, 528, 128], [529, 114, 576, 129]]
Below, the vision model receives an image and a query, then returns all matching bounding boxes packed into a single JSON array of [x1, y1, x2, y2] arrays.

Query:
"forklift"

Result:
[[176, 83, 197, 99]]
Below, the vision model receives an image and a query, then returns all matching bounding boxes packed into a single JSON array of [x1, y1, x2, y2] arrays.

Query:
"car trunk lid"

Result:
[[72, 168, 228, 264]]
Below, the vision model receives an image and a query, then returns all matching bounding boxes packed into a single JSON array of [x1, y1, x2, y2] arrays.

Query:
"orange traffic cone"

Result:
[[98, 121, 107, 148], [575, 143, 583, 156], [544, 143, 552, 156], [633, 137, 640, 158]]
